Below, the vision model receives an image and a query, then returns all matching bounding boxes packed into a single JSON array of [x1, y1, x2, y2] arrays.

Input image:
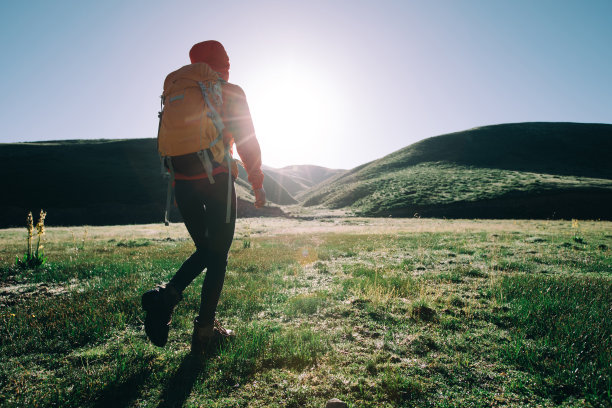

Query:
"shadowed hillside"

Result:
[[236, 165, 296, 205], [262, 165, 346, 197], [300, 122, 612, 219], [0, 139, 290, 227]]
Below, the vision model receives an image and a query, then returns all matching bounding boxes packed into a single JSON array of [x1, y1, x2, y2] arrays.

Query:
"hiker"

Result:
[[142, 40, 266, 353]]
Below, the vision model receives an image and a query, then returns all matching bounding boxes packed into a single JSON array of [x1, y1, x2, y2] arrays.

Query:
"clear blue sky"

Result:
[[1, 0, 611, 169]]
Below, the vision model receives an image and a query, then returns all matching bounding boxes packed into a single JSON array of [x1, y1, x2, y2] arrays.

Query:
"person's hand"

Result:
[[254, 188, 266, 209]]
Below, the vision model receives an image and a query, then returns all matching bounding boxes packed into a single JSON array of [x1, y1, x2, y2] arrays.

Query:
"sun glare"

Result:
[[247, 61, 344, 168]]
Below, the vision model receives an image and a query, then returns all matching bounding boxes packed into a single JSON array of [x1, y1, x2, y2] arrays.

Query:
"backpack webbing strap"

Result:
[[197, 80, 226, 184], [164, 157, 175, 226], [198, 79, 232, 223], [156, 95, 164, 152], [159, 154, 167, 176], [198, 81, 225, 137], [196, 150, 216, 184], [225, 152, 232, 224]]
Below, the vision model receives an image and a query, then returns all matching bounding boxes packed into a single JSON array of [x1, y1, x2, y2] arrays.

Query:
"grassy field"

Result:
[[301, 161, 612, 218], [0, 218, 610, 407]]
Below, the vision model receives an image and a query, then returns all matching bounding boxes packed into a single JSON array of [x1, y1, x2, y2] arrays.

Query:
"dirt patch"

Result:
[[0, 281, 74, 308]]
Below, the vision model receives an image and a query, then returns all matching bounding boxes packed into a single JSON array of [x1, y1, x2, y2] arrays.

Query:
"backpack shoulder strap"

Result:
[[163, 157, 175, 226]]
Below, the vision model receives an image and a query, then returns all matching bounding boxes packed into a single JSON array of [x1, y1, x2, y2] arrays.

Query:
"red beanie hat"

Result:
[[189, 40, 230, 81]]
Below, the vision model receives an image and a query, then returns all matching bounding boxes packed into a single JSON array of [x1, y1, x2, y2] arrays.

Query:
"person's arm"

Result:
[[223, 84, 266, 207]]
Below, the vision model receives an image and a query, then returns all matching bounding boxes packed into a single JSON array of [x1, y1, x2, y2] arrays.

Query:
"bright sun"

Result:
[[245, 61, 344, 168]]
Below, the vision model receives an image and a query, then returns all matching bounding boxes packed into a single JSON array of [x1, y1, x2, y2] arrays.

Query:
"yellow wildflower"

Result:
[[36, 210, 47, 236], [26, 212, 34, 238]]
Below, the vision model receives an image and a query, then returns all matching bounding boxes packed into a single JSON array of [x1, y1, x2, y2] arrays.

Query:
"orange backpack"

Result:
[[157, 62, 233, 225]]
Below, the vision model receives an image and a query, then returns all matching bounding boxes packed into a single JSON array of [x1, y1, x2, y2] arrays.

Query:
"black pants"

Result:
[[168, 173, 236, 325]]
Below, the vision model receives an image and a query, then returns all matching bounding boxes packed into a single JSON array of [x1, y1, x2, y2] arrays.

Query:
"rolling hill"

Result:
[[261, 165, 345, 197], [299, 122, 612, 219], [0, 138, 299, 227], [3, 122, 610, 227]]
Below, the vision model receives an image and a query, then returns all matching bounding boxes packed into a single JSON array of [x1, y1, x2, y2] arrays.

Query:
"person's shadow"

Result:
[[157, 353, 209, 408], [94, 362, 153, 408]]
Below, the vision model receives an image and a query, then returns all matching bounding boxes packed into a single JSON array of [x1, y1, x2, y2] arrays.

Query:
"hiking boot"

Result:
[[191, 317, 235, 354], [142, 283, 182, 347]]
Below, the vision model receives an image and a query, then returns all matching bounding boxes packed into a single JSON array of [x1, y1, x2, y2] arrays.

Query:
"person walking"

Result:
[[142, 40, 266, 353]]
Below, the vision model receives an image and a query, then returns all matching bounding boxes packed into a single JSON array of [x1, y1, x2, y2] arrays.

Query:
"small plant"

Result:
[[16, 210, 48, 268], [570, 218, 587, 244], [572, 235, 587, 245], [70, 227, 89, 256], [80, 227, 88, 251], [242, 222, 252, 249], [116, 238, 150, 248]]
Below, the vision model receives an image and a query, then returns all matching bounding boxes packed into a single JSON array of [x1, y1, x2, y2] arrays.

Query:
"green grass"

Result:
[[498, 275, 611, 403], [0, 218, 610, 407]]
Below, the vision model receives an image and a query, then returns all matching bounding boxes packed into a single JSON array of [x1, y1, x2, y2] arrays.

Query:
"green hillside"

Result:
[[0, 139, 291, 227], [300, 122, 612, 219]]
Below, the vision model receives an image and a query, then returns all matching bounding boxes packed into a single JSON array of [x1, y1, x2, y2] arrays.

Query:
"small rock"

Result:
[[326, 398, 348, 408]]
